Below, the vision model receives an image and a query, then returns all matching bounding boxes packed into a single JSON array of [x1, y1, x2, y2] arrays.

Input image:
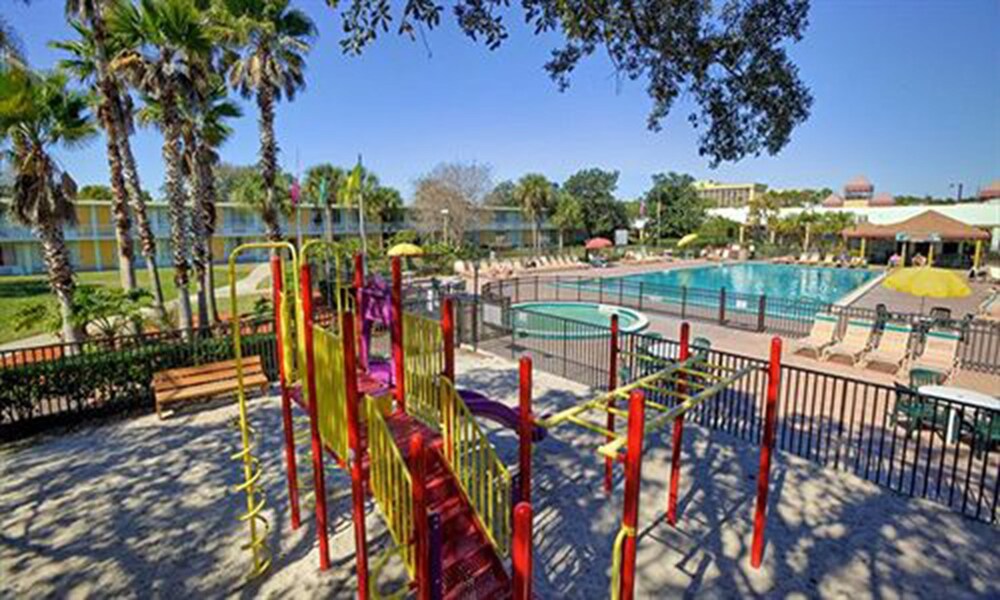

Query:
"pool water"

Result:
[[512, 302, 649, 338], [614, 263, 878, 306]]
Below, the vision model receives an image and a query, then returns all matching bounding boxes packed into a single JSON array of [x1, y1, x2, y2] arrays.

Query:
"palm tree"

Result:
[[56, 5, 167, 312], [138, 78, 240, 326], [366, 185, 403, 249], [215, 0, 315, 242], [52, 18, 137, 292], [514, 173, 555, 254], [339, 159, 377, 255], [303, 162, 345, 244], [109, 0, 212, 338], [0, 68, 96, 345]]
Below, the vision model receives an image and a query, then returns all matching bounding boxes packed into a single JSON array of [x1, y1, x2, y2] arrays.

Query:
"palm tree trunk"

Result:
[[200, 158, 220, 324], [115, 94, 165, 312], [160, 87, 193, 338], [257, 83, 282, 244], [89, 10, 136, 291], [36, 221, 84, 346], [322, 203, 333, 283]]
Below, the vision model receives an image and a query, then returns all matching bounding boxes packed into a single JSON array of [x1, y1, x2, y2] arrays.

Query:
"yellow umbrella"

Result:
[[387, 242, 424, 257], [883, 267, 970, 311], [677, 233, 699, 248]]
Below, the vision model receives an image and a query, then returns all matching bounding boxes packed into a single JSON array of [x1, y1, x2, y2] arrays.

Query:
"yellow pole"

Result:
[[974, 240, 982, 270], [860, 237, 867, 259], [928, 243, 934, 266], [739, 225, 745, 245], [901, 242, 907, 266]]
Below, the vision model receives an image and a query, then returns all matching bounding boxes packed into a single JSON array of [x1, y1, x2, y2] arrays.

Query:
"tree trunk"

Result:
[[257, 82, 282, 244], [200, 157, 221, 324], [161, 86, 193, 338], [115, 91, 165, 312], [322, 204, 333, 284], [36, 221, 84, 346], [89, 10, 136, 291]]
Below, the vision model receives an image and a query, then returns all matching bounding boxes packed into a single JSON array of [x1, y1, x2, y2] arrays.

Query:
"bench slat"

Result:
[[154, 363, 265, 392], [153, 357, 263, 382], [156, 373, 269, 404]]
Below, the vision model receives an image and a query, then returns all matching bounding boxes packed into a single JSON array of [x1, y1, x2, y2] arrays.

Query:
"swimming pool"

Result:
[[615, 263, 879, 306], [511, 302, 649, 338]]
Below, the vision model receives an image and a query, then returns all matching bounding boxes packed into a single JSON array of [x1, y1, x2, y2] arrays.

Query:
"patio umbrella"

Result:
[[677, 233, 699, 248], [882, 266, 971, 312], [387, 243, 424, 257], [585, 237, 613, 250]]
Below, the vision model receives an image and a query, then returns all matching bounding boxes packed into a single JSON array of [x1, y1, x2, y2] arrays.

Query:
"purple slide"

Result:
[[368, 359, 545, 441]]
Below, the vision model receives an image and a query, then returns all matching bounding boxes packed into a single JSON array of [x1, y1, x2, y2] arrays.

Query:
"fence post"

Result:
[[719, 288, 727, 324], [534, 275, 539, 301], [605, 315, 620, 493], [577, 276, 582, 301], [681, 286, 687, 318], [428, 511, 443, 600], [619, 279, 624, 306], [271, 255, 301, 530], [638, 281, 644, 310], [599, 278, 605, 304], [750, 337, 782, 569], [442, 297, 455, 382], [410, 433, 430, 600], [667, 322, 690, 525], [619, 389, 646, 600], [517, 356, 534, 504], [516, 278, 521, 303], [300, 260, 330, 570], [512, 502, 534, 600], [757, 294, 767, 333], [342, 311, 369, 598], [556, 275, 561, 300], [391, 257, 405, 412]]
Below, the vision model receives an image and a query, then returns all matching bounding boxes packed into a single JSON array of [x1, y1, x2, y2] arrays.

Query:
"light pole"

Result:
[[950, 182, 963, 203], [441, 208, 450, 246]]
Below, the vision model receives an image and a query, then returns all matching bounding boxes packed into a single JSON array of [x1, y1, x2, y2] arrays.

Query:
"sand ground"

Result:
[[2, 349, 998, 599]]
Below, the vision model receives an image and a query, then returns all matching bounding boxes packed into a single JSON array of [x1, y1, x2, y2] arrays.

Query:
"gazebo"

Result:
[[841, 210, 990, 268]]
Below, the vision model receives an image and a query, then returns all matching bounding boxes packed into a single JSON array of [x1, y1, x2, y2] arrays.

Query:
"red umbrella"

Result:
[[585, 237, 613, 250]]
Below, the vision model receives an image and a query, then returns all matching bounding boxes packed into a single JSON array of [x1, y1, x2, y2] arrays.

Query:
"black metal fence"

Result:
[[460, 298, 999, 524], [482, 275, 1000, 373]]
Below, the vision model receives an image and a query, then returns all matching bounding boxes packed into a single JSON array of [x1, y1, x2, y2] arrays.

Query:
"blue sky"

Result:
[[7, 0, 1000, 200]]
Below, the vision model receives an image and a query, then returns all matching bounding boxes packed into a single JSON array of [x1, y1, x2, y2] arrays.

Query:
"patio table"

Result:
[[918, 385, 1000, 444]]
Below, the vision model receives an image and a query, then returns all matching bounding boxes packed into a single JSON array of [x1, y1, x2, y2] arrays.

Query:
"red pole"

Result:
[[300, 261, 330, 570], [391, 256, 405, 412], [604, 314, 620, 493], [512, 502, 533, 600], [342, 311, 369, 598], [410, 433, 430, 600], [272, 255, 301, 530], [619, 389, 646, 600], [667, 322, 690, 525], [518, 356, 533, 504], [442, 297, 455, 382], [750, 337, 782, 569], [354, 252, 366, 370]]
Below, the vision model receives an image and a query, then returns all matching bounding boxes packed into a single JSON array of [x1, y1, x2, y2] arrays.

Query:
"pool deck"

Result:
[[2, 349, 997, 598]]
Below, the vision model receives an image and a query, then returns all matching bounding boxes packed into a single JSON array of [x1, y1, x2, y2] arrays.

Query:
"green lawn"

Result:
[[0, 263, 259, 345]]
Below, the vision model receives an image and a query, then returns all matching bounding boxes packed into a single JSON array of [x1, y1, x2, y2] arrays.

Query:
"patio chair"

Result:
[[790, 313, 840, 359], [822, 318, 875, 365], [905, 328, 961, 382], [890, 382, 948, 439], [795, 252, 809, 264], [806, 252, 821, 265], [962, 413, 1000, 456], [862, 321, 914, 374], [822, 254, 836, 266]]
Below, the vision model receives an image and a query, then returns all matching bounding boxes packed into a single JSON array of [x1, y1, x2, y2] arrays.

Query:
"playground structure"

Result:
[[226, 243, 783, 599]]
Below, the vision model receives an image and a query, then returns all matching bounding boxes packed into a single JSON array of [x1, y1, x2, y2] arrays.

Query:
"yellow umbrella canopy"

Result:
[[677, 233, 699, 248], [883, 267, 971, 299], [387, 243, 424, 257]]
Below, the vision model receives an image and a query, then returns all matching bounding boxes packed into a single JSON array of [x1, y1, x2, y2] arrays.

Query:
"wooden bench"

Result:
[[153, 356, 270, 419]]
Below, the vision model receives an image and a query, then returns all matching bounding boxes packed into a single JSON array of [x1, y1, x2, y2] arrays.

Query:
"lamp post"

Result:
[[950, 182, 963, 203]]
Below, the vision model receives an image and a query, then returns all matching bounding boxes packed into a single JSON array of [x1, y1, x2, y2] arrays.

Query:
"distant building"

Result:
[[693, 181, 767, 208], [0, 199, 555, 275], [979, 180, 1000, 202], [822, 175, 895, 209]]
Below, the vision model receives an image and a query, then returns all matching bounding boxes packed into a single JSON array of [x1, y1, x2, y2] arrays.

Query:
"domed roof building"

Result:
[[979, 180, 1000, 201], [844, 175, 874, 200], [821, 193, 844, 208], [869, 192, 895, 207]]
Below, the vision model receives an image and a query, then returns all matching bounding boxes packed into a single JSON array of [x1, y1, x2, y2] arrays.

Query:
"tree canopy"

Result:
[[561, 167, 629, 238], [328, 0, 813, 165], [644, 172, 707, 239]]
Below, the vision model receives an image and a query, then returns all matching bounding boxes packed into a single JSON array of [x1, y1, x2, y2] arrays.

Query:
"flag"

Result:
[[290, 177, 301, 206], [317, 177, 328, 205]]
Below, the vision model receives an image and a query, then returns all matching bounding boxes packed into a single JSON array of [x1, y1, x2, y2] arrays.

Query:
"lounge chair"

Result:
[[822, 254, 836, 266], [862, 321, 914, 374], [822, 318, 875, 365], [904, 328, 961, 382], [790, 313, 840, 359], [453, 260, 467, 276], [890, 382, 948, 439]]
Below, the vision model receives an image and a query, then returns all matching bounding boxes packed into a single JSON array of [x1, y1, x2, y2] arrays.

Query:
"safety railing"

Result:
[[314, 326, 349, 461], [278, 289, 297, 384], [365, 397, 417, 579], [403, 312, 446, 429], [440, 377, 513, 556]]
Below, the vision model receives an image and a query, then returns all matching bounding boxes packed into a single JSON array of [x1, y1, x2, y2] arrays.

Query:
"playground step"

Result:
[[442, 543, 511, 600]]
